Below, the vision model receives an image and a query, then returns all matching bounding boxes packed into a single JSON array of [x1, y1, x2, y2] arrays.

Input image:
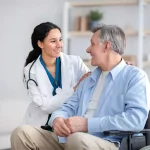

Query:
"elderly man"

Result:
[[11, 24, 150, 150]]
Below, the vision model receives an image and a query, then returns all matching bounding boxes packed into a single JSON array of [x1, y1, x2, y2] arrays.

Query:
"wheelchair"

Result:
[[104, 111, 150, 150]]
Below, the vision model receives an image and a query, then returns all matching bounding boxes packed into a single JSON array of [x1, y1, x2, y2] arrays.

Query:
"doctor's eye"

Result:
[[50, 40, 56, 43]]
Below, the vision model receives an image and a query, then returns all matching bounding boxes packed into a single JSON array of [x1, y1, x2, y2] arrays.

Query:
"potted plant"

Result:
[[88, 10, 103, 30]]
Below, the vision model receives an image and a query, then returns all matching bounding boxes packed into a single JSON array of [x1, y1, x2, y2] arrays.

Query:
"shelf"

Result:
[[68, 30, 150, 38], [83, 58, 150, 68], [144, 30, 150, 36], [68, 31, 92, 37], [63, 0, 150, 68], [144, 0, 150, 4], [69, 0, 138, 7], [125, 30, 138, 36], [143, 60, 150, 67], [68, 30, 138, 38]]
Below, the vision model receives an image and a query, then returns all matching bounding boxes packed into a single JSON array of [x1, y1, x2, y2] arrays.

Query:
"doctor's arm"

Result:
[[24, 70, 75, 114], [73, 56, 91, 91], [88, 72, 150, 133], [76, 56, 90, 81], [24, 56, 90, 114], [49, 81, 84, 127]]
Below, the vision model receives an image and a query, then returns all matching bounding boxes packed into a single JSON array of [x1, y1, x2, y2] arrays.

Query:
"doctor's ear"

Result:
[[37, 40, 44, 49]]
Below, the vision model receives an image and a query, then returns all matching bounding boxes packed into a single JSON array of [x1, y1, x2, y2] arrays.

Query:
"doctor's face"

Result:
[[38, 29, 63, 58]]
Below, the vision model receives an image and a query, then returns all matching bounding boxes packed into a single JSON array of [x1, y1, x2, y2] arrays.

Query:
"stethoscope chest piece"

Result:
[[56, 87, 62, 94]]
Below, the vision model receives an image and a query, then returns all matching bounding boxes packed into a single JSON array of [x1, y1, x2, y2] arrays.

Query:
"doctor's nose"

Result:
[[56, 41, 62, 48]]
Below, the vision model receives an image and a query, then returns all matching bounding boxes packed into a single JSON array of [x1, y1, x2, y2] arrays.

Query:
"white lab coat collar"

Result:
[[60, 53, 73, 90], [35, 53, 73, 96]]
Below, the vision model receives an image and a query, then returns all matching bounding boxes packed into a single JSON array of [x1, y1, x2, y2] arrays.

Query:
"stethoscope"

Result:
[[25, 56, 62, 128], [26, 59, 38, 89], [25, 56, 62, 94], [25, 57, 60, 129]]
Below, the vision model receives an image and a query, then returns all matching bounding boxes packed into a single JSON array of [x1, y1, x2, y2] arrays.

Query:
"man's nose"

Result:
[[86, 46, 90, 53]]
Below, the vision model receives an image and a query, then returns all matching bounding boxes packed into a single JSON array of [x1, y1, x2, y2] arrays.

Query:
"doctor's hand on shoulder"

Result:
[[73, 71, 91, 91]]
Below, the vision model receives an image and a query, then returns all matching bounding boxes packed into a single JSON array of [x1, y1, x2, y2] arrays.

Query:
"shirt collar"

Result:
[[90, 67, 101, 82], [110, 59, 126, 80], [90, 59, 126, 81]]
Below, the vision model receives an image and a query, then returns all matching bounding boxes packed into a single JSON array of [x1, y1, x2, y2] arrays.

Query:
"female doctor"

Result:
[[23, 22, 90, 127]]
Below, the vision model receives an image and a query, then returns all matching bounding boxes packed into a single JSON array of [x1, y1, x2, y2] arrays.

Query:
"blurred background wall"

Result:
[[0, 0, 65, 101], [0, 0, 65, 148], [0, 0, 150, 149]]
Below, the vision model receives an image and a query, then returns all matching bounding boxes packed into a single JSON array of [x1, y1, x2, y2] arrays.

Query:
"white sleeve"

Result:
[[24, 69, 74, 114], [76, 56, 90, 81]]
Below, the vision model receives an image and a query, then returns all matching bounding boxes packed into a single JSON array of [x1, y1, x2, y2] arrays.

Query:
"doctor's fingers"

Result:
[[74, 72, 92, 91], [82, 72, 91, 78], [79, 72, 91, 82]]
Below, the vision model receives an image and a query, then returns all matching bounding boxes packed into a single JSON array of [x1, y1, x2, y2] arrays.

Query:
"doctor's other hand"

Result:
[[73, 72, 91, 91], [65, 116, 88, 134], [52, 117, 71, 137]]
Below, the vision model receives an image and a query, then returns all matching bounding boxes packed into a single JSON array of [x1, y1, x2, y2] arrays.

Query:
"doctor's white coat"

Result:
[[23, 52, 90, 126]]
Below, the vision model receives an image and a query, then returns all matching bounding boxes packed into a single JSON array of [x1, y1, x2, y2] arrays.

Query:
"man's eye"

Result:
[[51, 41, 56, 43]]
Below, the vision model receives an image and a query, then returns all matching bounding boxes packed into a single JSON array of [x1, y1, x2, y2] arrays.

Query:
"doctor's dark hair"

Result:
[[24, 22, 61, 67]]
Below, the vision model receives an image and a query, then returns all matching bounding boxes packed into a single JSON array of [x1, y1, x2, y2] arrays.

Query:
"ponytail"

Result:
[[24, 22, 61, 67], [24, 48, 41, 67]]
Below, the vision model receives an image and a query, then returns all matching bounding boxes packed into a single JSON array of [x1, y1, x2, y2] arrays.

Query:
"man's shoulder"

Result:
[[123, 65, 148, 81]]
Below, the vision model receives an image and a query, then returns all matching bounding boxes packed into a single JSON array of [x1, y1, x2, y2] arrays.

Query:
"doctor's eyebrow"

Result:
[[49, 37, 62, 41]]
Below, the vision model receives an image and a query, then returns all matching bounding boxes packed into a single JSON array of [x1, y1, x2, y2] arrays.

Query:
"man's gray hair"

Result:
[[92, 24, 126, 55]]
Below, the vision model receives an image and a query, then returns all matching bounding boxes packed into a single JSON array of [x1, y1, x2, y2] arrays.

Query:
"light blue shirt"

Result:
[[49, 59, 150, 144]]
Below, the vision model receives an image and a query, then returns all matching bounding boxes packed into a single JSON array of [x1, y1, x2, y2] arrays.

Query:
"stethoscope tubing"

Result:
[[26, 59, 38, 89]]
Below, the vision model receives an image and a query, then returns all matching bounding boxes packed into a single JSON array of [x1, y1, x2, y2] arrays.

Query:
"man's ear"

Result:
[[37, 40, 43, 49], [104, 41, 111, 53]]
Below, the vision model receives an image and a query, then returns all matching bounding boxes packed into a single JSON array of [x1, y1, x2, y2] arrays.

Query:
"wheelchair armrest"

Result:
[[103, 129, 150, 136]]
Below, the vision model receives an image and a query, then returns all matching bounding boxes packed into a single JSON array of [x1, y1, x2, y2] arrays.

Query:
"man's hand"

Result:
[[65, 116, 88, 133], [52, 117, 71, 137]]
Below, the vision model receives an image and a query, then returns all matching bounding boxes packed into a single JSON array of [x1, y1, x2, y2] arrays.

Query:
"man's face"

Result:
[[86, 30, 106, 67]]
